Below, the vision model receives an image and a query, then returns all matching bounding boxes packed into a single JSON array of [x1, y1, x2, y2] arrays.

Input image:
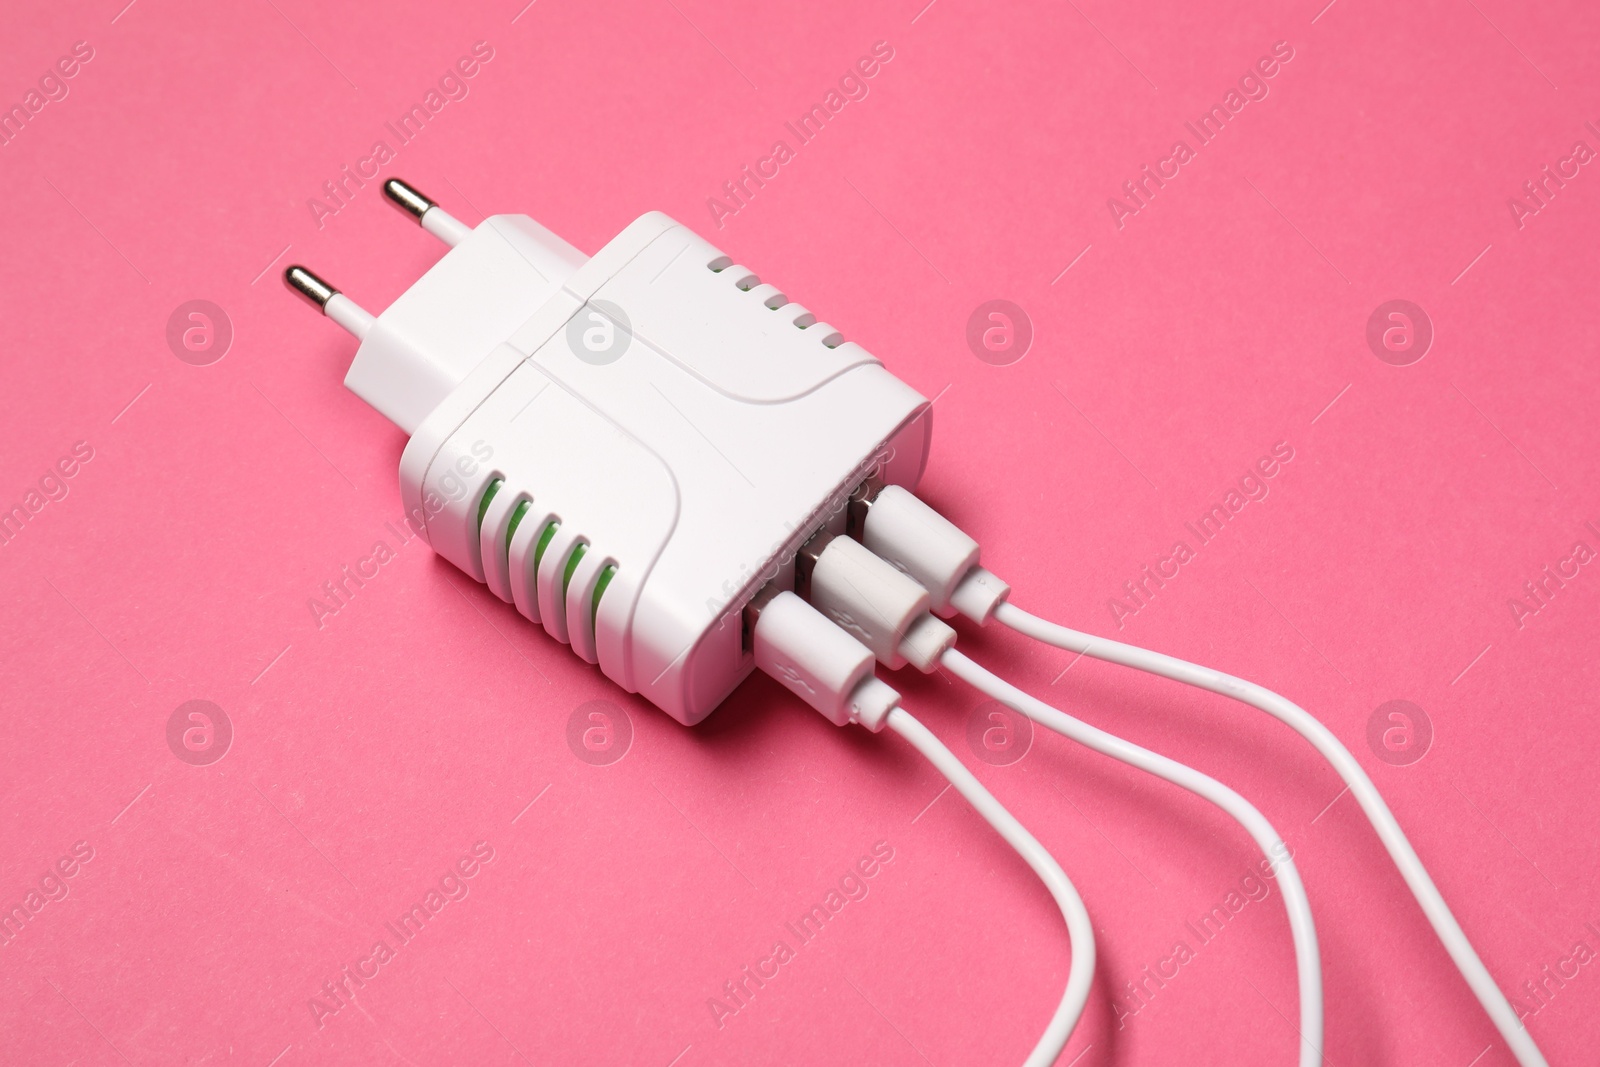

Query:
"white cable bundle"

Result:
[[857, 485, 1550, 1067]]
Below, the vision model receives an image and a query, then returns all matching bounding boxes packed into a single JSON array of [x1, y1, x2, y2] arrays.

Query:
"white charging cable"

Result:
[[942, 648, 1323, 1066], [992, 600, 1552, 1065], [750, 590, 1095, 1066], [801, 530, 1323, 1065], [855, 484, 1550, 1067]]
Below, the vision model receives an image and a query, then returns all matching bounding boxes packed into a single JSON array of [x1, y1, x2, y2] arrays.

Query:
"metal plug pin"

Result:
[[284, 265, 337, 311], [382, 177, 472, 246], [283, 265, 375, 339]]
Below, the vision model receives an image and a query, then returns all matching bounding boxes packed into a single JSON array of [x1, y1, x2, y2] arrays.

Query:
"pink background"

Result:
[[2, 0, 1598, 1064]]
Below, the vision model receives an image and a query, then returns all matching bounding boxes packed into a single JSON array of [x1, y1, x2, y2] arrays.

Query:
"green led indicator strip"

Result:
[[505, 499, 530, 549], [532, 521, 560, 572], [528, 520, 561, 604], [476, 478, 503, 533], [519, 517, 616, 640], [558, 545, 617, 641], [562, 543, 587, 594], [591, 564, 616, 632]]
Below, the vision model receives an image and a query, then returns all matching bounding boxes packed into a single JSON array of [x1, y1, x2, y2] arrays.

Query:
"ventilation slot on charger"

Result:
[[705, 252, 842, 346], [562, 542, 588, 594], [474, 478, 505, 580], [553, 539, 588, 643], [506, 499, 531, 549], [497, 496, 532, 586], [532, 520, 561, 598], [592, 564, 616, 633], [476, 479, 503, 532]]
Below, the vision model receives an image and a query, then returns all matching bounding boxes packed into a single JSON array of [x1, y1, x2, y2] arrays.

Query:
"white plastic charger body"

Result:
[[342, 209, 931, 725]]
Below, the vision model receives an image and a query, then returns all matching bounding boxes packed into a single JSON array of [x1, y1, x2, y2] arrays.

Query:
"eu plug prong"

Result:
[[383, 177, 473, 247], [283, 265, 376, 340]]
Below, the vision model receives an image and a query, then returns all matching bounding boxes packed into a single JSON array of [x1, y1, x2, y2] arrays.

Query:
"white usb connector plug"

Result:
[[750, 590, 897, 731]]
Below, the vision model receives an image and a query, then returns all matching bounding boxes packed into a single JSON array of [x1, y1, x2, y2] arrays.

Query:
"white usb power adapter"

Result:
[[288, 180, 931, 725], [285, 185, 1551, 1067]]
